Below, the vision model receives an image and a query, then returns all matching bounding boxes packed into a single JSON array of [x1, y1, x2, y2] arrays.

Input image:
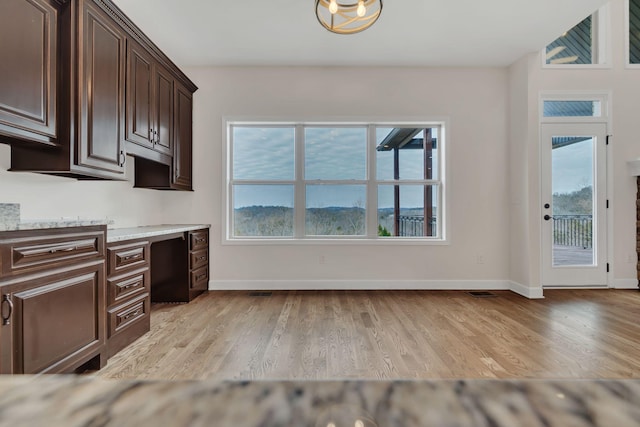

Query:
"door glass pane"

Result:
[[551, 136, 594, 266], [305, 185, 366, 236], [377, 185, 438, 237], [233, 185, 294, 237]]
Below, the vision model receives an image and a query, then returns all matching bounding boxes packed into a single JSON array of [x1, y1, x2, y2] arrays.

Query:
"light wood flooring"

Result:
[[94, 289, 640, 380]]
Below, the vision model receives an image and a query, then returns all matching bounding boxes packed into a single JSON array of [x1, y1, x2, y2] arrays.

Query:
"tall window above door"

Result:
[[226, 122, 447, 243], [544, 6, 609, 67], [628, 0, 640, 65]]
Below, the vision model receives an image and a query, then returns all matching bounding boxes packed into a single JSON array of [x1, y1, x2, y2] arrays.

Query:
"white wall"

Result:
[[162, 66, 513, 289], [0, 145, 174, 227], [508, 0, 640, 290]]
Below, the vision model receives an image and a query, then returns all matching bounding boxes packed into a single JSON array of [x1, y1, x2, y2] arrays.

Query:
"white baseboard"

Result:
[[509, 281, 544, 299], [209, 279, 540, 295], [612, 278, 639, 289]]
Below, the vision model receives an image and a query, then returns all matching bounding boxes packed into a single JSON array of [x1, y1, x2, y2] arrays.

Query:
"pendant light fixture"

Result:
[[315, 0, 383, 34]]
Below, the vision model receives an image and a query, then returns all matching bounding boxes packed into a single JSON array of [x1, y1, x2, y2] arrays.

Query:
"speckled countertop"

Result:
[[0, 377, 638, 426], [107, 224, 210, 242], [0, 219, 112, 232]]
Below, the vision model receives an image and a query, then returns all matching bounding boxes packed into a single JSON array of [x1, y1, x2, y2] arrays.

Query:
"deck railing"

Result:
[[553, 215, 592, 248], [397, 215, 437, 237]]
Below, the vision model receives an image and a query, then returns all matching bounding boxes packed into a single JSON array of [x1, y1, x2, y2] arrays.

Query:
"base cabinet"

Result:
[[105, 240, 150, 358], [0, 226, 107, 374]]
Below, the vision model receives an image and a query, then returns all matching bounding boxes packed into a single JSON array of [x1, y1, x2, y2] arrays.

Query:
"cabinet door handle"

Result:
[[2, 295, 13, 326], [150, 128, 154, 143], [119, 150, 126, 167]]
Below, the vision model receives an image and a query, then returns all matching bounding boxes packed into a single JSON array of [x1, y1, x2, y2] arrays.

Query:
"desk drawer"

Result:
[[189, 230, 208, 251], [190, 265, 208, 290], [107, 241, 149, 276], [190, 249, 208, 270], [108, 293, 149, 337], [107, 268, 149, 306], [0, 230, 104, 277]]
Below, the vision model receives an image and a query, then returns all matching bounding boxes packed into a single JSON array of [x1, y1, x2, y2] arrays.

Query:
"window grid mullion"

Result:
[[294, 124, 306, 238]]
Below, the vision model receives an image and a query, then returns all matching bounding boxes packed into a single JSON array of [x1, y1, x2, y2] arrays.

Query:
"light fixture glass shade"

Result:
[[315, 0, 383, 34]]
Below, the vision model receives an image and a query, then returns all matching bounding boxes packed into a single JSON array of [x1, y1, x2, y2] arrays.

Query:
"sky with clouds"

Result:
[[232, 126, 438, 209], [552, 139, 593, 194]]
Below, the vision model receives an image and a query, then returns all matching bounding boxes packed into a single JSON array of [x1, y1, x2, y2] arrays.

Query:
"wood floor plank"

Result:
[[94, 289, 640, 380]]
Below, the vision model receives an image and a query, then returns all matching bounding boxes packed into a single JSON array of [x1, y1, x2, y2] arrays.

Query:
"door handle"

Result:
[[544, 215, 553, 221]]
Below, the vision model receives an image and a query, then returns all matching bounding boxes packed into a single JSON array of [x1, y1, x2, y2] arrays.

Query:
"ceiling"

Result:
[[112, 0, 610, 68]]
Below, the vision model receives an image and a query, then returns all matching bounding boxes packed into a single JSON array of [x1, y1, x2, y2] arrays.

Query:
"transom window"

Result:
[[227, 123, 446, 241]]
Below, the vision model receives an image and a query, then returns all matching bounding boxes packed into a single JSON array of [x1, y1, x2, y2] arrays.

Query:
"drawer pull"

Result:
[[122, 309, 142, 321], [49, 246, 77, 254], [196, 273, 207, 281], [198, 256, 207, 261], [195, 238, 206, 244], [1, 295, 13, 326], [122, 253, 142, 261], [119, 282, 140, 290]]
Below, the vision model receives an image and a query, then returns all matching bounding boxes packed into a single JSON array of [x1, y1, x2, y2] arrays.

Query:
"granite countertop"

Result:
[[107, 224, 210, 242], [0, 219, 112, 232], [0, 377, 638, 426]]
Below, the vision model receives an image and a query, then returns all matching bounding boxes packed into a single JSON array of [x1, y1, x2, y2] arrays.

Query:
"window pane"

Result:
[[233, 185, 294, 237], [631, 0, 640, 64], [376, 127, 438, 180], [546, 15, 593, 65], [233, 127, 295, 180], [305, 185, 366, 236], [305, 127, 366, 180], [378, 185, 438, 237], [543, 100, 601, 117]]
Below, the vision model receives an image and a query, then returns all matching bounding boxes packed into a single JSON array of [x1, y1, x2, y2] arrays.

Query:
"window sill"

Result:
[[222, 237, 450, 246]]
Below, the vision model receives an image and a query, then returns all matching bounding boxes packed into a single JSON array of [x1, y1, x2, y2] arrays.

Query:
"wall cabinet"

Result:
[[126, 42, 174, 159], [1, 0, 197, 186], [0, 226, 107, 374], [0, 0, 58, 146]]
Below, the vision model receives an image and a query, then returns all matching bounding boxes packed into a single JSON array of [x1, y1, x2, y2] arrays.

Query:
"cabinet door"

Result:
[[154, 67, 174, 156], [125, 42, 153, 149], [0, 262, 105, 374], [172, 83, 193, 190], [0, 0, 57, 145], [78, 0, 126, 175]]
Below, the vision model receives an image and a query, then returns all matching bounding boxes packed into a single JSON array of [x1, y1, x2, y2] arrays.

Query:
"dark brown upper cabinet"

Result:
[[172, 82, 193, 191], [78, 0, 126, 175], [126, 42, 174, 162], [1, 0, 197, 185], [0, 0, 59, 146]]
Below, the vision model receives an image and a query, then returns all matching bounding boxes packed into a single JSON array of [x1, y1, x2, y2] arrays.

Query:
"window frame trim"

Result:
[[223, 119, 449, 245]]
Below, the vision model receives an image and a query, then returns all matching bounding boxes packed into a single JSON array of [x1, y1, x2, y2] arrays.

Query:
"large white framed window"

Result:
[[626, 0, 640, 67], [225, 122, 447, 243], [543, 6, 610, 68]]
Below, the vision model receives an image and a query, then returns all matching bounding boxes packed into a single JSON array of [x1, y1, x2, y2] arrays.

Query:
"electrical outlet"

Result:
[[476, 254, 485, 264]]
